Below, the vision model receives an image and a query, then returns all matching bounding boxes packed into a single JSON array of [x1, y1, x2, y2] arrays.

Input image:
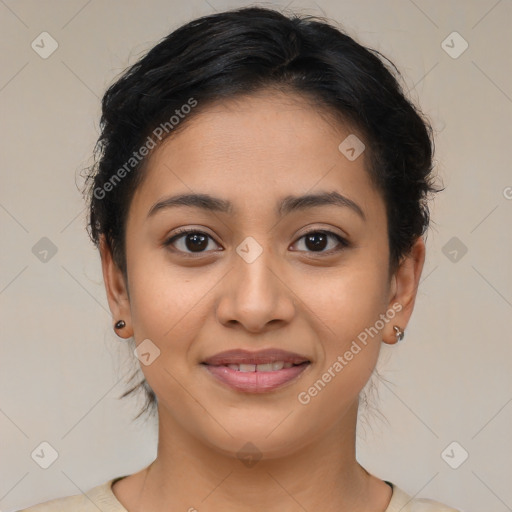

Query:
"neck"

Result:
[[130, 402, 390, 512]]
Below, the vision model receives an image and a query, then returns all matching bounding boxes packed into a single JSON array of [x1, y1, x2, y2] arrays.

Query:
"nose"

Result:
[[215, 240, 296, 334]]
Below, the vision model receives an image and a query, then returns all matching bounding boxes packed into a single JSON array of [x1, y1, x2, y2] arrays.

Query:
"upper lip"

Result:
[[202, 349, 310, 366]]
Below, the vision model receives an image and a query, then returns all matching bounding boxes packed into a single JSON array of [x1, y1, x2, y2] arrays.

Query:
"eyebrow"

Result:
[[147, 190, 365, 220]]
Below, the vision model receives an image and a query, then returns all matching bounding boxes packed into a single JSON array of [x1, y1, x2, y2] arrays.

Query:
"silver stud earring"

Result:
[[393, 325, 405, 343]]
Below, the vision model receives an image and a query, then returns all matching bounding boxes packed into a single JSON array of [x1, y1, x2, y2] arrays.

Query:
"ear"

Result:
[[99, 235, 133, 338], [383, 237, 426, 345]]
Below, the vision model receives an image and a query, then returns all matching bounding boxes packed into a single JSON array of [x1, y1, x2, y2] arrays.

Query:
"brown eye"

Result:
[[292, 230, 348, 254], [164, 229, 220, 254]]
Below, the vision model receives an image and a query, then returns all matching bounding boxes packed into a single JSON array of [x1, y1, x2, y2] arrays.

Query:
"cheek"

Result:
[[293, 254, 390, 393], [125, 236, 214, 337], [125, 257, 213, 408], [128, 267, 213, 342], [296, 259, 390, 344], [293, 263, 388, 423]]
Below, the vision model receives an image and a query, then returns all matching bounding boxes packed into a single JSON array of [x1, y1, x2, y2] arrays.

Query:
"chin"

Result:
[[196, 419, 315, 463]]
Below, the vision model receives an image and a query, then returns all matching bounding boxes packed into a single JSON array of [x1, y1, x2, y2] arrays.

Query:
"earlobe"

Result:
[[99, 235, 133, 338], [383, 237, 426, 345]]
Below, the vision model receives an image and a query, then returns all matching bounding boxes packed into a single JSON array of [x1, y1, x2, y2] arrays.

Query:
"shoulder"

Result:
[[16, 478, 127, 512], [387, 482, 461, 512]]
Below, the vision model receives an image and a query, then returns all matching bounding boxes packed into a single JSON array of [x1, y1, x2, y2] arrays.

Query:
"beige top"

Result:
[[17, 477, 460, 511]]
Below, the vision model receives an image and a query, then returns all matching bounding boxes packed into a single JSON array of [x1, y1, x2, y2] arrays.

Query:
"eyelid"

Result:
[[290, 228, 349, 253], [295, 224, 349, 242]]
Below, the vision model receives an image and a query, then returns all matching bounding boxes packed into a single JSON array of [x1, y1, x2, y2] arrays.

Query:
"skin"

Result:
[[100, 90, 425, 512]]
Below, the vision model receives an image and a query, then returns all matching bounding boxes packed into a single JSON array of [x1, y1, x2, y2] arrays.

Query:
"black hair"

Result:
[[83, 6, 439, 420]]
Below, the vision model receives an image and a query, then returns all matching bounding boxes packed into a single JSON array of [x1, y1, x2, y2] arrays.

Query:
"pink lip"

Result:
[[202, 349, 311, 393], [203, 348, 309, 366]]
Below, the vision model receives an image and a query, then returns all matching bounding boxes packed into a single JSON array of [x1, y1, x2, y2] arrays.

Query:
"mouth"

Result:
[[220, 361, 301, 371], [201, 349, 311, 393]]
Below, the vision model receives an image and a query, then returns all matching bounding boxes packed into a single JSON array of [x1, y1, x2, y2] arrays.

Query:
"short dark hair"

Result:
[[83, 6, 439, 420]]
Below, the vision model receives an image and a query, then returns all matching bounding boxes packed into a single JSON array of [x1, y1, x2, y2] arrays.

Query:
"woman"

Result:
[[20, 6, 459, 511]]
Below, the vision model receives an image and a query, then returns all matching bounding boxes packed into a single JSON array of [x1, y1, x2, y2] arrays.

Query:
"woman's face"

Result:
[[102, 90, 422, 458]]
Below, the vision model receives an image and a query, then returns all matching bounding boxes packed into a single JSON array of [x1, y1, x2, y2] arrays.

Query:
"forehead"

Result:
[[129, 91, 384, 221]]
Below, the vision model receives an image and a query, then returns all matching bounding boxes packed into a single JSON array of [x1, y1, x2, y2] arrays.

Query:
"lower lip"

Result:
[[203, 363, 310, 393]]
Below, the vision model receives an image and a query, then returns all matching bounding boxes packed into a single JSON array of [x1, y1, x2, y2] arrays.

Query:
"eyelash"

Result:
[[163, 227, 349, 257]]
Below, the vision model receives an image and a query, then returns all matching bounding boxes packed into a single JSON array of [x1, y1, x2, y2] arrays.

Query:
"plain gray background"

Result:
[[1, 1, 511, 511]]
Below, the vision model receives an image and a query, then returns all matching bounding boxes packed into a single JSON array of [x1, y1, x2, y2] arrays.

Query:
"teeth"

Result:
[[257, 362, 284, 371], [226, 361, 294, 372], [239, 364, 256, 372]]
